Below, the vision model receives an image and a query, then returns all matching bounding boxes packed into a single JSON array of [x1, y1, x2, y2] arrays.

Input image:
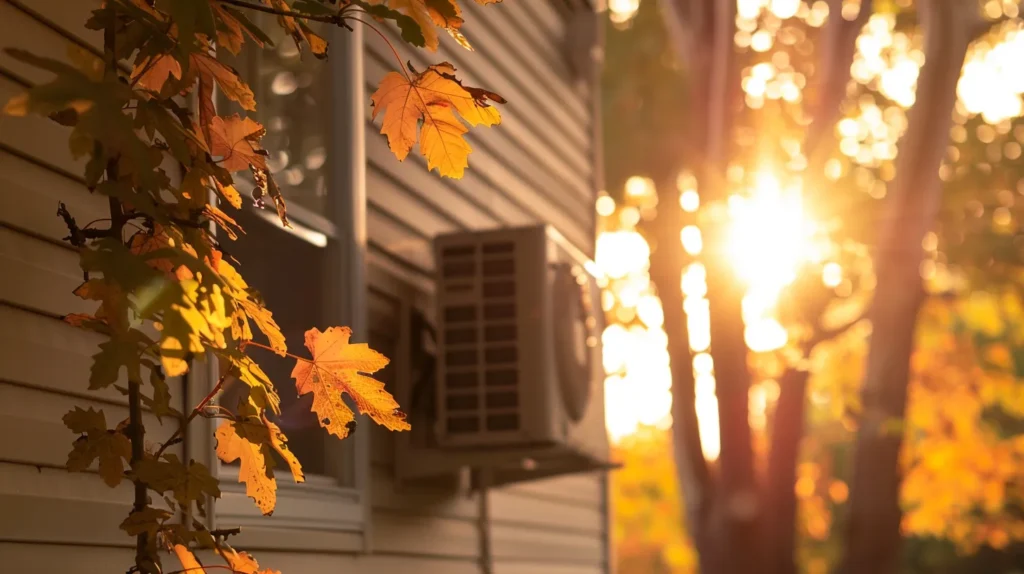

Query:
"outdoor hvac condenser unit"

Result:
[[405, 225, 611, 484]]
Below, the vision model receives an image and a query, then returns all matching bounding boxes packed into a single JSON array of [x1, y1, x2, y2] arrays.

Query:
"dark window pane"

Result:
[[218, 208, 328, 475]]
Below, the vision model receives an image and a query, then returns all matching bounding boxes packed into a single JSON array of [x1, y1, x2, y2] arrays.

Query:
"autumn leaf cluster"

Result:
[[1, 0, 505, 572]]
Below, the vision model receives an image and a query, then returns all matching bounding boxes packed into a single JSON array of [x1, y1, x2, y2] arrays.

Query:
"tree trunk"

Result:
[[840, 3, 978, 573], [764, 368, 811, 574], [703, 225, 760, 574], [647, 174, 719, 573]]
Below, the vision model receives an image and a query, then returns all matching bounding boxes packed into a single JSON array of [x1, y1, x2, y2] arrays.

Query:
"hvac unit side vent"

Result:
[[439, 240, 521, 438]]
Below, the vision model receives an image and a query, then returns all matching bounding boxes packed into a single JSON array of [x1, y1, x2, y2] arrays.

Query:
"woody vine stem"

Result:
[[98, 8, 151, 570]]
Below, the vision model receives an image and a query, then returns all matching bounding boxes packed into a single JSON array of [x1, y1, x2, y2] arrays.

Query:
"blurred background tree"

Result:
[[597, 1, 1024, 573]]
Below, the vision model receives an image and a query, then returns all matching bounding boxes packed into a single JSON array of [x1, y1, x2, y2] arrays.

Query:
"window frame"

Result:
[[185, 24, 371, 547]]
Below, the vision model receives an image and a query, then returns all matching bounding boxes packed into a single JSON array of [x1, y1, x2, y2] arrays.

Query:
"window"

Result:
[[198, 19, 368, 536]]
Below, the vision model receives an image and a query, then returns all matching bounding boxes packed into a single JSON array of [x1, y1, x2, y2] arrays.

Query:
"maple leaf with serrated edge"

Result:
[[290, 327, 409, 440], [373, 0, 469, 51], [63, 407, 132, 487], [349, 1, 426, 47], [213, 3, 274, 56], [215, 409, 303, 515], [209, 114, 267, 172], [371, 63, 503, 178], [133, 454, 220, 515], [131, 54, 182, 93], [73, 278, 130, 334], [189, 52, 255, 111], [217, 546, 282, 574]]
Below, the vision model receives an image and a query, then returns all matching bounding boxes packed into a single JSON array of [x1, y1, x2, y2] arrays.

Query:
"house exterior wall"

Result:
[[0, 1, 607, 572]]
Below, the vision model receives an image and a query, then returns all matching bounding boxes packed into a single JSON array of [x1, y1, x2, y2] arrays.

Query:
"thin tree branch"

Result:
[[154, 373, 229, 459], [805, 308, 870, 351], [804, 0, 874, 168], [217, 0, 343, 25]]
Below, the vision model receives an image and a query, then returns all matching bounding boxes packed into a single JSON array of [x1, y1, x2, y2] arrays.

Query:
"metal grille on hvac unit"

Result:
[[439, 240, 521, 437]]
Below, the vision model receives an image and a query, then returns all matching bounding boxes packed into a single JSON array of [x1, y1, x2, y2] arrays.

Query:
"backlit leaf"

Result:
[[350, 0, 426, 47], [208, 114, 267, 172], [217, 547, 282, 574], [190, 52, 255, 111], [238, 300, 286, 356], [131, 54, 183, 93], [250, 166, 289, 226], [290, 326, 408, 439], [370, 63, 503, 178], [173, 544, 207, 574], [215, 410, 302, 515]]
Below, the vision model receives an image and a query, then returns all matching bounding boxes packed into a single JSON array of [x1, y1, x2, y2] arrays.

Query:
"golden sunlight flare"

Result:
[[596, 191, 673, 442]]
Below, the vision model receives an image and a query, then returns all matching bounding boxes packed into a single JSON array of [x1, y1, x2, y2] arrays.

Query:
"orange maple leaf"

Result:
[[173, 544, 206, 574], [370, 63, 503, 178], [131, 54, 182, 93], [209, 114, 267, 173], [215, 412, 303, 515], [290, 327, 409, 439], [190, 52, 256, 111], [217, 547, 282, 574]]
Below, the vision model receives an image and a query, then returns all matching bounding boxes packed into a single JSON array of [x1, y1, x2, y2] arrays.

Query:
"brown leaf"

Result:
[[290, 327, 408, 439]]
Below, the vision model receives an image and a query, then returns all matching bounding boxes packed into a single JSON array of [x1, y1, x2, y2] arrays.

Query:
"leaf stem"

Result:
[[154, 373, 229, 458], [243, 340, 312, 364], [347, 16, 413, 82]]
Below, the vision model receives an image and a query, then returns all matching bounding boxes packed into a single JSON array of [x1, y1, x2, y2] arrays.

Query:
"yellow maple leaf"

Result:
[[290, 327, 409, 439], [213, 177, 243, 209], [215, 412, 303, 515], [238, 299, 286, 355], [370, 63, 503, 178]]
